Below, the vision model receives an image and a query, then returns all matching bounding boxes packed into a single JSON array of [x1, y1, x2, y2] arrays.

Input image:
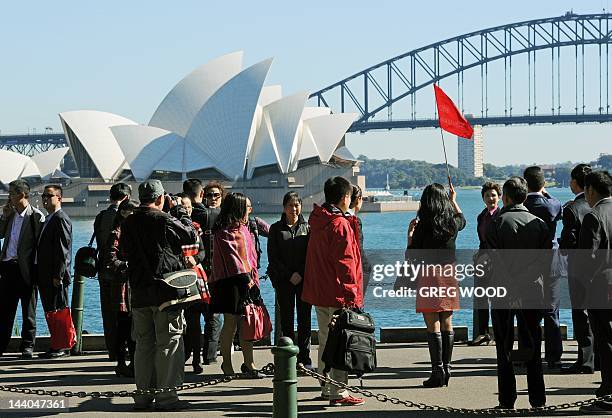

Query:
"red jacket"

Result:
[[302, 203, 363, 308]]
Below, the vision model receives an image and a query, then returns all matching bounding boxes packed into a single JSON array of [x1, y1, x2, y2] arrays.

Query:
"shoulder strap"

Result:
[[88, 231, 96, 247]]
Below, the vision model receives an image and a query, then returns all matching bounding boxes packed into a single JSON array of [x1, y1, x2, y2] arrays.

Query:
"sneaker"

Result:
[[20, 348, 34, 359], [329, 395, 365, 407], [38, 349, 70, 359]]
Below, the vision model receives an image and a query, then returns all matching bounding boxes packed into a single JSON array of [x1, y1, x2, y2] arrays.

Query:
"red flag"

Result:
[[434, 84, 473, 139]]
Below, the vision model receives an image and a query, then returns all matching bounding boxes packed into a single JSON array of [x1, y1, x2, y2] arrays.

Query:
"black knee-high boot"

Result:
[[423, 332, 445, 388], [442, 330, 455, 386]]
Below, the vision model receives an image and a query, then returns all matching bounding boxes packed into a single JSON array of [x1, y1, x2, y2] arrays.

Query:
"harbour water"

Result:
[[13, 187, 576, 339]]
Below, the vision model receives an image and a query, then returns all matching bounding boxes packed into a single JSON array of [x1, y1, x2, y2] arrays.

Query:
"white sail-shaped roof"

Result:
[[301, 106, 331, 120], [259, 85, 282, 107], [111, 125, 182, 181], [0, 150, 33, 184], [247, 117, 279, 178], [333, 145, 360, 162], [246, 85, 283, 154], [305, 113, 358, 163], [288, 106, 333, 171], [185, 58, 273, 179], [149, 51, 244, 137], [59, 110, 137, 180], [31, 147, 70, 178], [265, 91, 309, 173]]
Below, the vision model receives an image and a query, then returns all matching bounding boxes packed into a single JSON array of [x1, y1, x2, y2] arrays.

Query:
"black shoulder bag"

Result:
[[74, 230, 98, 278]]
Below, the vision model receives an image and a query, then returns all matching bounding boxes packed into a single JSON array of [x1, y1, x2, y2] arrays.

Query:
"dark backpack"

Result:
[[321, 308, 377, 378]]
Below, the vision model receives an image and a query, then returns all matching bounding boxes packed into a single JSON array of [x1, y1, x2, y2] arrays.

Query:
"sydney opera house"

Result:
[[51, 52, 363, 214]]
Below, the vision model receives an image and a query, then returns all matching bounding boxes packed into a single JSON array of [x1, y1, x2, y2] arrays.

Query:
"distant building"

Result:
[[457, 125, 483, 177]]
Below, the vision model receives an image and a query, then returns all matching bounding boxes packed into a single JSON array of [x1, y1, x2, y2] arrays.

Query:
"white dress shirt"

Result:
[[3, 206, 29, 261]]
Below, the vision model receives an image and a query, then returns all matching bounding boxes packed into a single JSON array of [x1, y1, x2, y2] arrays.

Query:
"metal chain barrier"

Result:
[[2, 360, 611, 415], [296, 364, 612, 415], [0, 363, 275, 399]]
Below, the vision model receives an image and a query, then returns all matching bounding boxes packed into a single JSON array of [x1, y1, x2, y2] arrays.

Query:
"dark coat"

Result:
[[36, 209, 72, 286], [267, 214, 310, 287], [94, 204, 118, 254], [485, 204, 551, 307], [120, 206, 197, 308], [0, 205, 45, 286], [476, 207, 500, 249], [191, 202, 219, 273], [524, 192, 562, 244], [558, 193, 591, 276], [578, 198, 612, 308]]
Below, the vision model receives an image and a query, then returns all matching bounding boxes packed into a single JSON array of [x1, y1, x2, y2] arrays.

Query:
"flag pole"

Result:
[[439, 129, 451, 183]]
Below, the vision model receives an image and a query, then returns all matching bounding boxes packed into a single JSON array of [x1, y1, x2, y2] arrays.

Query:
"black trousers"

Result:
[[185, 302, 206, 364], [115, 311, 135, 364], [473, 308, 490, 336], [99, 272, 118, 360], [568, 276, 595, 370], [38, 280, 69, 312], [203, 306, 221, 363], [492, 309, 545, 408], [276, 280, 312, 365], [0, 261, 37, 353], [588, 309, 612, 399], [472, 270, 490, 337], [542, 274, 563, 363]]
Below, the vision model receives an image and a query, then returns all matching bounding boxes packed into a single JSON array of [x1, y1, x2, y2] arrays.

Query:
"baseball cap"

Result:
[[138, 180, 164, 201]]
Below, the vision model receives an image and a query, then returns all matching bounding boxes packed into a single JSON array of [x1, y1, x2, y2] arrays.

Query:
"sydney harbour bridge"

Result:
[[1, 12, 611, 156]]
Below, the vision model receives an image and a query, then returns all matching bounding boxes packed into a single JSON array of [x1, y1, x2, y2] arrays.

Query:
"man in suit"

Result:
[[558, 164, 596, 374], [94, 182, 131, 361], [578, 171, 612, 415], [0, 180, 45, 358], [486, 176, 550, 409], [36, 184, 73, 359], [523, 166, 564, 368]]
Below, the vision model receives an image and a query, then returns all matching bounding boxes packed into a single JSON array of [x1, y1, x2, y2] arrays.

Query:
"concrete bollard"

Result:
[[70, 273, 86, 355], [271, 336, 299, 418]]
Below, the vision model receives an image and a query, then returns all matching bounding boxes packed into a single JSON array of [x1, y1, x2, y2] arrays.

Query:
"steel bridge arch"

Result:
[[310, 12, 612, 132]]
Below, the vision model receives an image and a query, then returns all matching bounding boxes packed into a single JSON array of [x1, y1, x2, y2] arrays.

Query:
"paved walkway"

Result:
[[0, 341, 601, 417]]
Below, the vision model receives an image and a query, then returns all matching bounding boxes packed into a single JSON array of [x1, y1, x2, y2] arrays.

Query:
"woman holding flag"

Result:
[[403, 84, 471, 388], [406, 181, 465, 387]]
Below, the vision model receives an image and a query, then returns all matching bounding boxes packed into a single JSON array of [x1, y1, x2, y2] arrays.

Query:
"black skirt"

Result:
[[210, 274, 261, 315]]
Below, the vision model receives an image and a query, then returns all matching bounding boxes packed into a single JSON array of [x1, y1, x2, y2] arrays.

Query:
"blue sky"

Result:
[[0, 1, 610, 165]]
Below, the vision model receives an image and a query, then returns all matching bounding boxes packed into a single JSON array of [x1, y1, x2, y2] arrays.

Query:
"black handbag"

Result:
[[321, 308, 377, 378]]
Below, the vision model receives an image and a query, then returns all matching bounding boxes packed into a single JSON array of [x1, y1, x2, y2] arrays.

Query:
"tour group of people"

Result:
[[0, 165, 610, 413]]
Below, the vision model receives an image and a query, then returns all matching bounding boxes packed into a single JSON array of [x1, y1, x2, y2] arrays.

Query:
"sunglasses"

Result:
[[206, 192, 221, 199], [41, 193, 59, 199]]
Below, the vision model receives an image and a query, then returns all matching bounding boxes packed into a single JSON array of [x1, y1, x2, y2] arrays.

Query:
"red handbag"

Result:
[[45, 307, 77, 350], [241, 303, 272, 342]]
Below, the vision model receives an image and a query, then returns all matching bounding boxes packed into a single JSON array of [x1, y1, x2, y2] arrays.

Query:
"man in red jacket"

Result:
[[302, 176, 365, 407]]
